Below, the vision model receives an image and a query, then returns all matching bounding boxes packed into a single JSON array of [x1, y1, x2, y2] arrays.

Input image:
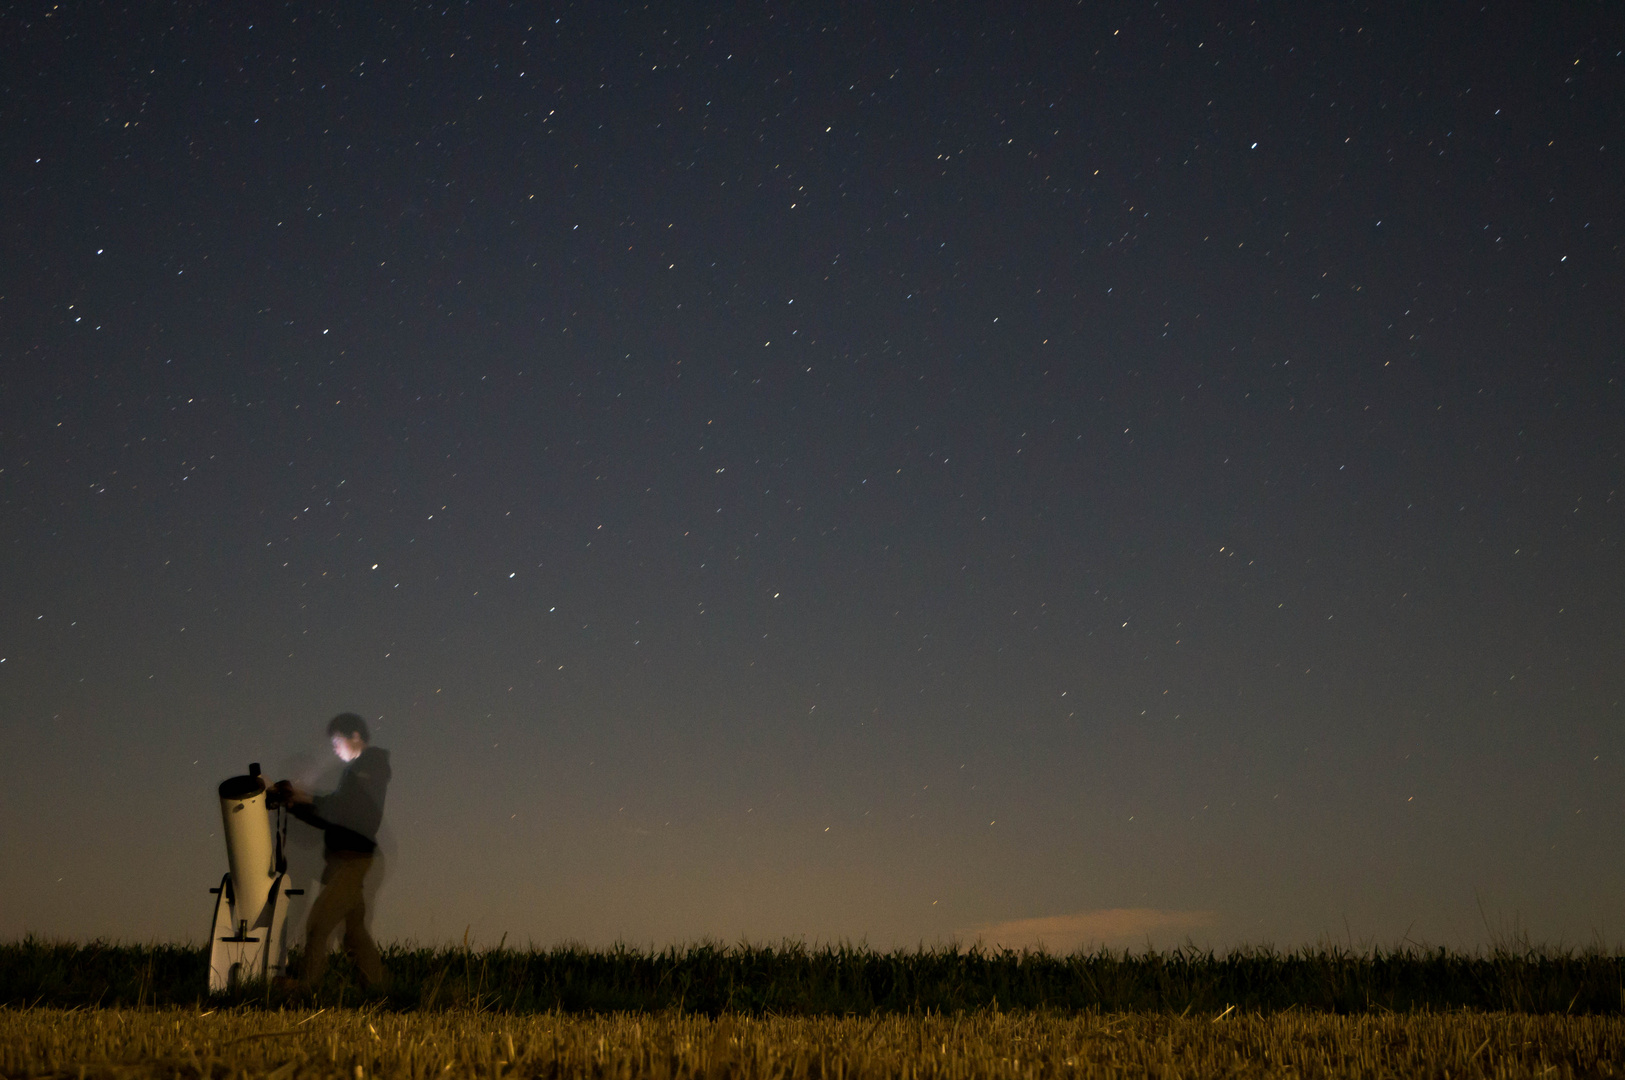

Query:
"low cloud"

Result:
[[964, 908, 1218, 953]]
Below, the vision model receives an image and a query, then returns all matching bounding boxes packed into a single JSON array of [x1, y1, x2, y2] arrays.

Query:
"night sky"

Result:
[[3, 3, 1622, 953]]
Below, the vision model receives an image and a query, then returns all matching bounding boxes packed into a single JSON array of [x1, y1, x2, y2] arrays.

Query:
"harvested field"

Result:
[[4, 1006, 1625, 1079]]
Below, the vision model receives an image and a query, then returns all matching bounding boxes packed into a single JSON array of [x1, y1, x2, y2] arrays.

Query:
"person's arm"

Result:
[[287, 800, 331, 830], [271, 780, 330, 835], [271, 779, 314, 806], [311, 750, 390, 840]]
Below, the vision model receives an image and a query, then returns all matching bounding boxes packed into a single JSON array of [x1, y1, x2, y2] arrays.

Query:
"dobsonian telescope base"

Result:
[[206, 871, 303, 992]]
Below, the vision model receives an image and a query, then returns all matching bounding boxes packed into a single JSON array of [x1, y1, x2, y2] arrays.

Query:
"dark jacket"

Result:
[[292, 746, 391, 855]]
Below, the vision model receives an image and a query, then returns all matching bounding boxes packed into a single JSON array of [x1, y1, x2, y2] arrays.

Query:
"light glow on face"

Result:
[[331, 734, 363, 762]]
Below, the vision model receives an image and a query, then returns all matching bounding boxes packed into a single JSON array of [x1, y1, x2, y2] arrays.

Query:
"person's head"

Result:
[[327, 712, 370, 763]]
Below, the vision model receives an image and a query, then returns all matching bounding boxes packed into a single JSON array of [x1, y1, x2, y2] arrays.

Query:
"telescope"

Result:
[[207, 763, 303, 991]]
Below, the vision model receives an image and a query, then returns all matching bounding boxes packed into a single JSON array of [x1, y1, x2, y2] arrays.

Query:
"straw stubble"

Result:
[[4, 1006, 1624, 1079]]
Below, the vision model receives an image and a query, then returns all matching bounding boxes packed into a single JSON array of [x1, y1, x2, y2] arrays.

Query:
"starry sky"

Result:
[[2, 2, 1622, 952]]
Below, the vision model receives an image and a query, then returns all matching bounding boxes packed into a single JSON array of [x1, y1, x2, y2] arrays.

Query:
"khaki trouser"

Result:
[[302, 851, 384, 988]]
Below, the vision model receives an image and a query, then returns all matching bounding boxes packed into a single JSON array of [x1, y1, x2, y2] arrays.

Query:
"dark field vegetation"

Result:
[[7, 1005, 1625, 1079], [5, 939, 1625, 1015]]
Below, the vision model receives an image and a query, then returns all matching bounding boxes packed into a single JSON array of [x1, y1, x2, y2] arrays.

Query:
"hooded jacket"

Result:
[[292, 745, 391, 855]]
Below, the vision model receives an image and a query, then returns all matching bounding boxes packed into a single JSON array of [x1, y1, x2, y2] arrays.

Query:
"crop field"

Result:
[[6, 1004, 1625, 1079], [6, 940, 1625, 1015]]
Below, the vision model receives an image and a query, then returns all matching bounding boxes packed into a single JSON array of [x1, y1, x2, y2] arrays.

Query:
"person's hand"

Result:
[[271, 779, 308, 806]]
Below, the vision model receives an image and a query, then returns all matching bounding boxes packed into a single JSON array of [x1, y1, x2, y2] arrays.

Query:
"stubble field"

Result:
[[7, 1005, 1625, 1080], [7, 942, 1625, 1077]]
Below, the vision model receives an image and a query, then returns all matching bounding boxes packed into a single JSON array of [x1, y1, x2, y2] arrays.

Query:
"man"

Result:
[[274, 713, 391, 989]]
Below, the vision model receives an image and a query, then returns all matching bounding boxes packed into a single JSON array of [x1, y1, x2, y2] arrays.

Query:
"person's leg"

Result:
[[341, 870, 385, 987], [303, 855, 372, 985], [300, 859, 348, 986]]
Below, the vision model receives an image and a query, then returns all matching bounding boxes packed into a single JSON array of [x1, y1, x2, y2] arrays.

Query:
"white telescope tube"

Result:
[[217, 773, 276, 927]]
